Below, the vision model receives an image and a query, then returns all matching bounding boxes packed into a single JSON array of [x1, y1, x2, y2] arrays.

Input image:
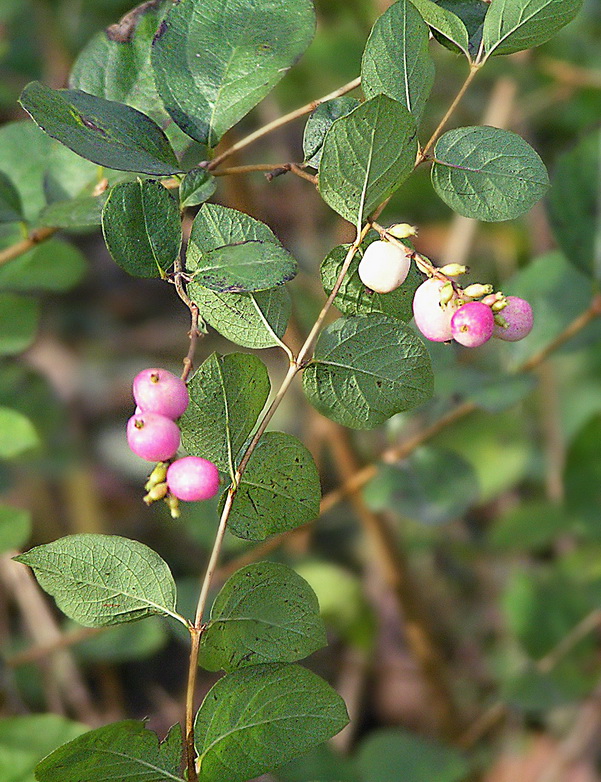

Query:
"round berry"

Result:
[[358, 240, 412, 294], [451, 301, 494, 347], [493, 296, 533, 342], [412, 278, 456, 342], [127, 412, 180, 462], [167, 457, 220, 502], [133, 368, 189, 420]]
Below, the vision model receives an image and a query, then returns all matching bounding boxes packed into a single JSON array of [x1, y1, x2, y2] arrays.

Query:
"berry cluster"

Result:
[[358, 227, 533, 348], [126, 368, 219, 517]]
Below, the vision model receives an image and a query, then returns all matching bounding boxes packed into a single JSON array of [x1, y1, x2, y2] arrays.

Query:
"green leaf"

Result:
[[34, 721, 184, 782], [179, 169, 216, 209], [102, 180, 182, 278], [0, 714, 86, 782], [151, 0, 316, 147], [502, 666, 576, 714], [189, 285, 291, 349], [0, 240, 86, 292], [196, 241, 298, 293], [358, 728, 469, 782], [500, 251, 594, 369], [0, 171, 23, 223], [0, 505, 31, 555], [277, 744, 360, 782], [321, 240, 421, 322], [364, 446, 479, 525], [73, 617, 168, 663], [303, 313, 433, 429], [0, 408, 39, 459], [546, 129, 601, 279], [69, 1, 193, 156], [408, 0, 470, 59], [15, 534, 180, 627], [483, 0, 584, 57], [227, 431, 321, 541], [194, 664, 349, 782], [187, 203, 297, 292], [431, 1, 487, 57], [488, 501, 570, 552], [319, 95, 418, 227], [0, 293, 39, 355], [431, 126, 549, 222], [38, 193, 107, 229], [362, 0, 435, 122], [179, 352, 270, 474], [19, 82, 181, 176], [199, 562, 326, 671], [303, 97, 361, 169]]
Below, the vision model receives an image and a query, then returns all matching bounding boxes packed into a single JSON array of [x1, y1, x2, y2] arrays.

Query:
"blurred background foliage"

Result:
[[0, 0, 601, 780]]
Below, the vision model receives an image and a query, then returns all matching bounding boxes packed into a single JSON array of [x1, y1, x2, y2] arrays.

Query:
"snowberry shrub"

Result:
[[6, 0, 583, 779]]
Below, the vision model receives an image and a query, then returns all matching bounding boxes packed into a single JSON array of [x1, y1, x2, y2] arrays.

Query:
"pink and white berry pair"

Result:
[[126, 368, 219, 502], [412, 278, 533, 348]]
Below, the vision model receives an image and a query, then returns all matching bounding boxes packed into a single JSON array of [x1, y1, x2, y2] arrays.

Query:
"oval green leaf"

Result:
[[318, 94, 418, 227], [483, 0, 584, 57], [194, 664, 349, 782], [179, 352, 270, 474], [102, 179, 182, 278], [199, 562, 327, 671], [187, 203, 297, 292], [0, 714, 86, 782], [358, 728, 469, 782], [188, 285, 292, 349], [303, 313, 434, 429], [151, 0, 316, 147], [321, 240, 421, 322], [0, 240, 86, 293], [0, 407, 40, 459], [0, 293, 39, 355], [0, 171, 23, 223], [546, 128, 601, 280], [362, 0, 434, 122], [0, 505, 31, 555], [408, 0, 470, 59], [15, 534, 180, 627], [35, 721, 184, 782], [431, 126, 549, 222], [226, 431, 321, 541], [179, 168, 216, 209], [303, 97, 361, 169], [19, 81, 180, 176]]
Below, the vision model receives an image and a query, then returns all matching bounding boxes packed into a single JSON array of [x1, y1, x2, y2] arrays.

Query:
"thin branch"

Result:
[[208, 76, 362, 171], [0, 227, 57, 268]]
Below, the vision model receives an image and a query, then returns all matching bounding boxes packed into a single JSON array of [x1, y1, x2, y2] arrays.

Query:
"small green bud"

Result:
[[494, 314, 508, 329], [165, 493, 181, 519], [144, 462, 168, 492], [439, 281, 455, 306], [143, 481, 169, 505], [463, 283, 493, 299], [387, 222, 418, 240], [492, 299, 508, 313], [439, 263, 468, 277]]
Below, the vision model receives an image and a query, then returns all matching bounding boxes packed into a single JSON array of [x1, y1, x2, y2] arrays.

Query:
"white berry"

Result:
[[358, 241, 412, 294]]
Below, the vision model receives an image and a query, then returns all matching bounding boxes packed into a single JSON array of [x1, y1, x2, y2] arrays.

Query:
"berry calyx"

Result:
[[493, 296, 533, 342], [166, 457, 220, 502], [133, 368, 189, 420], [358, 240, 412, 294], [126, 412, 180, 462], [451, 301, 494, 347], [412, 278, 457, 342]]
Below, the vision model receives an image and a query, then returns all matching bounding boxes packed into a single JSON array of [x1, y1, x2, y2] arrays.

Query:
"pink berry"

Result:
[[127, 412, 180, 462], [451, 301, 494, 347], [412, 278, 456, 342], [167, 457, 220, 502], [133, 368, 189, 420], [493, 296, 533, 342]]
